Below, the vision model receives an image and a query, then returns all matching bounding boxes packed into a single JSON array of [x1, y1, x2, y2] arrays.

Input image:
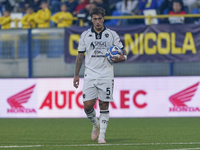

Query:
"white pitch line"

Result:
[[53, 142, 200, 147], [0, 145, 42, 148], [160, 148, 200, 150], [0, 142, 200, 148]]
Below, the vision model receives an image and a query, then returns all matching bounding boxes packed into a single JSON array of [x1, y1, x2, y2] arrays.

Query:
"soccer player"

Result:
[[73, 7, 127, 143]]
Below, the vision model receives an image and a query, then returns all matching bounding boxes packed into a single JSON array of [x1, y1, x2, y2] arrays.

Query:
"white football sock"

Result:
[[99, 110, 109, 139], [85, 108, 99, 129]]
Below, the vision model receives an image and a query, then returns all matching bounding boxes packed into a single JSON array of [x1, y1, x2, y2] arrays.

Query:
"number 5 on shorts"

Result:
[[106, 87, 110, 96]]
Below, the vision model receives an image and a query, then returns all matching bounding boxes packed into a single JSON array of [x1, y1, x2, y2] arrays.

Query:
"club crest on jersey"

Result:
[[105, 33, 109, 38]]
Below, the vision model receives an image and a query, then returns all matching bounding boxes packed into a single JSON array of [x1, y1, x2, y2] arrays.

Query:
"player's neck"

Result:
[[93, 27, 104, 34]]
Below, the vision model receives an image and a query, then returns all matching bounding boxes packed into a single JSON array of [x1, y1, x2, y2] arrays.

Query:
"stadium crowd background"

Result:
[[0, 0, 200, 29]]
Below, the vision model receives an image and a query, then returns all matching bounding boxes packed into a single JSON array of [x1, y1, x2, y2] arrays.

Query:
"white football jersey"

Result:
[[78, 27, 123, 79]]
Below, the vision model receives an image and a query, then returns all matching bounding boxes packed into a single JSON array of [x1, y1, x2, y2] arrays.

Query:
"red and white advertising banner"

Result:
[[0, 77, 200, 118]]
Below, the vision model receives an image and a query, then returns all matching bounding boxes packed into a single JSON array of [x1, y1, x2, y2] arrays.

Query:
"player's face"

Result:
[[91, 14, 104, 32]]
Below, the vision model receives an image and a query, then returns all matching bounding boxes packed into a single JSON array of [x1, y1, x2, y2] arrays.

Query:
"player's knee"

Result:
[[83, 99, 96, 113], [99, 101, 109, 110], [84, 104, 93, 113], [84, 107, 93, 113]]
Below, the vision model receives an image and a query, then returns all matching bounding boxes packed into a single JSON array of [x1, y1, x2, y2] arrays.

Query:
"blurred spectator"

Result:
[[77, 0, 111, 26], [73, 0, 89, 16], [0, 10, 12, 59], [0, 0, 14, 14], [34, 1, 51, 58], [138, 0, 157, 14], [190, 0, 200, 14], [117, 0, 139, 26], [159, 0, 184, 14], [115, 1, 122, 12], [21, 7, 36, 29], [182, 0, 196, 13], [108, 0, 121, 5], [63, 0, 78, 13], [168, 0, 186, 24], [94, 0, 111, 16], [24, 0, 42, 12], [50, 0, 61, 12], [20, 7, 36, 55], [51, 4, 73, 27], [77, 3, 96, 26], [0, 10, 11, 29], [18, 1, 26, 13], [34, 1, 51, 28]]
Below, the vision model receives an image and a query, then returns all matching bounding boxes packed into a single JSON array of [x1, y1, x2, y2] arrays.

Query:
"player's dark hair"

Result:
[[89, 7, 106, 17]]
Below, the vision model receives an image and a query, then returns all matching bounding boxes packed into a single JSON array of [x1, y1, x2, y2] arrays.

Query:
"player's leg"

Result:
[[84, 99, 99, 128], [98, 101, 109, 143], [83, 79, 100, 140], [84, 99, 100, 141], [97, 79, 114, 143]]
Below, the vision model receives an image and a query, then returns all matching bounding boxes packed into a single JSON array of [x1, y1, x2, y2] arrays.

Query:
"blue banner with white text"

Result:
[[65, 24, 200, 63]]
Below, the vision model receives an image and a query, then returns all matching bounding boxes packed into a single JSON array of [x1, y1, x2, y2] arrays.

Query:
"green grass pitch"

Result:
[[0, 118, 200, 150]]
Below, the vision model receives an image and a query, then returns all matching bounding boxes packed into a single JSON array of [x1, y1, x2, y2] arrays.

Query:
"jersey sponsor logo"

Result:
[[91, 50, 105, 57], [169, 82, 200, 112], [90, 42, 95, 50], [90, 41, 107, 50], [7, 85, 36, 113]]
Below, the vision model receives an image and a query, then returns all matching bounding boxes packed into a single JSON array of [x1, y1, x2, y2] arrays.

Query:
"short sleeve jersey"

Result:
[[78, 27, 123, 79]]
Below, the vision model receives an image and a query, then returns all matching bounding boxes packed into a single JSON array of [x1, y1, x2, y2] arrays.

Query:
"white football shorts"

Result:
[[82, 78, 114, 102]]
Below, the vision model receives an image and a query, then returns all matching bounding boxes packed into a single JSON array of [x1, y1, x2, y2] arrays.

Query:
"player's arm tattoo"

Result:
[[75, 53, 84, 76]]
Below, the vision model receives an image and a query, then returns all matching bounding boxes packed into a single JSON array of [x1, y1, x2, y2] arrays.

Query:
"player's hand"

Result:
[[73, 75, 79, 88], [111, 52, 125, 63]]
